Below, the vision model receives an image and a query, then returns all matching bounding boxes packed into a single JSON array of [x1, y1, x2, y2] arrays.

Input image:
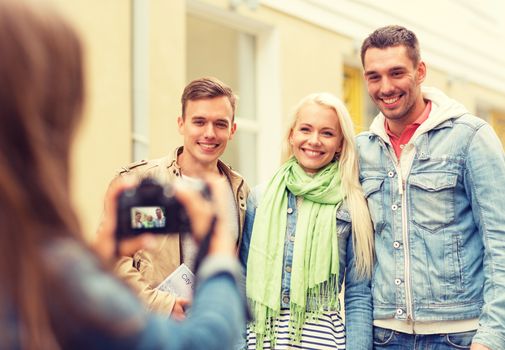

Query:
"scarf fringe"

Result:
[[248, 299, 278, 350]]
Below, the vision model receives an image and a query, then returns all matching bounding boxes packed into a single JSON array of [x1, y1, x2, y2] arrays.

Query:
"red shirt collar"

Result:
[[385, 100, 432, 138], [384, 101, 432, 158]]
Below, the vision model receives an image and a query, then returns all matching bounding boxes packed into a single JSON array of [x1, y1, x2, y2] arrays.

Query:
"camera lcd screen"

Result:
[[131, 206, 166, 229]]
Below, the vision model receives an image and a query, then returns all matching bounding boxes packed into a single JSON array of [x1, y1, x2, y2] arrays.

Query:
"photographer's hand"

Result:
[[174, 175, 235, 257], [171, 298, 191, 321], [93, 176, 156, 262]]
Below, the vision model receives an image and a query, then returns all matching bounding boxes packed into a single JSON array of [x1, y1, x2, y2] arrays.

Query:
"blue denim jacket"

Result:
[[357, 87, 505, 350], [239, 184, 373, 350], [2, 238, 244, 350]]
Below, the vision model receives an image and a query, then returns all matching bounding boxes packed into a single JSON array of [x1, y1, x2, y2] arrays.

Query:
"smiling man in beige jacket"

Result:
[[113, 77, 249, 318]]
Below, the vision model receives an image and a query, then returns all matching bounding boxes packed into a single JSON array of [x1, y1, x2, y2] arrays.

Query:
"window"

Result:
[[343, 65, 377, 132]]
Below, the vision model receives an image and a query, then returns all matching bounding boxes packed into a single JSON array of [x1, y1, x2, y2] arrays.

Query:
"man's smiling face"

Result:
[[364, 45, 426, 128], [178, 96, 236, 169]]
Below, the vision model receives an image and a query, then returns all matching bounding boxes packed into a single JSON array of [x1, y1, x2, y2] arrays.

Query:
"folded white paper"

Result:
[[156, 263, 195, 300]]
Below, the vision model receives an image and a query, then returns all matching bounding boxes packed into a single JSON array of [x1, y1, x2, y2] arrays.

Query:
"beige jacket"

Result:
[[114, 147, 249, 313]]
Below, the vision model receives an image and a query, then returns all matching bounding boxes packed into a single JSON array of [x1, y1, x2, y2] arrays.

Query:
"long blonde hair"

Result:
[[282, 93, 374, 277]]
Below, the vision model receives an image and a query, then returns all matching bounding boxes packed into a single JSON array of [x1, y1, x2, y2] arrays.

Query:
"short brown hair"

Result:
[[181, 77, 237, 119], [360, 25, 421, 67]]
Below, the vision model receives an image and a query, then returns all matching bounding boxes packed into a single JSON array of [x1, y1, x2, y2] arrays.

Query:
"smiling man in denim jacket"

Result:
[[356, 25, 505, 350]]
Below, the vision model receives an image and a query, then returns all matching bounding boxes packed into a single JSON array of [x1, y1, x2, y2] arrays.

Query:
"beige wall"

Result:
[[424, 66, 505, 116], [423, 67, 449, 93], [149, 0, 186, 158], [463, 83, 505, 115], [52, 0, 132, 238], [276, 11, 353, 129]]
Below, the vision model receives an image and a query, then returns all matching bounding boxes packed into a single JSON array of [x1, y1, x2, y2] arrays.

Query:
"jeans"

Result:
[[373, 326, 476, 350]]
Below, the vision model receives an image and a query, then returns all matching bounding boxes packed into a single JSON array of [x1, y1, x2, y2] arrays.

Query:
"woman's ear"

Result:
[[336, 139, 343, 153]]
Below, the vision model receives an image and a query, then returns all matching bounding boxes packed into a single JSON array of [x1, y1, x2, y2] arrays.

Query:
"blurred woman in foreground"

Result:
[[0, 0, 244, 349]]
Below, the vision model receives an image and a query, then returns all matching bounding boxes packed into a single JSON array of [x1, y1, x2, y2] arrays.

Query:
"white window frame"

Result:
[[132, 0, 150, 161]]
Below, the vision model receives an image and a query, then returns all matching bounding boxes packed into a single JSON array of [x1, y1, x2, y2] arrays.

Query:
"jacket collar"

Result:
[[168, 146, 238, 180], [166, 146, 247, 202]]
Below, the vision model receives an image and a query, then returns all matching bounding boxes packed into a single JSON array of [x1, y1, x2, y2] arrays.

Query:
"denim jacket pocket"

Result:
[[362, 177, 385, 235], [409, 172, 457, 232]]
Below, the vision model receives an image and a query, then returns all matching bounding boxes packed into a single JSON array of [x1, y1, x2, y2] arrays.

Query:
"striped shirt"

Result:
[[247, 309, 345, 349]]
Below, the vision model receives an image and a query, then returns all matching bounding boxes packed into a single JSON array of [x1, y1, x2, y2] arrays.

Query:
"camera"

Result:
[[116, 177, 210, 238]]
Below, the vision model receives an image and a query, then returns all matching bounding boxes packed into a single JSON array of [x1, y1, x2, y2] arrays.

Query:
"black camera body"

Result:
[[116, 177, 208, 238]]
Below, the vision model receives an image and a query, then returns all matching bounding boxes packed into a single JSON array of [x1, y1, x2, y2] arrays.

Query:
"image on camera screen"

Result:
[[131, 206, 166, 229]]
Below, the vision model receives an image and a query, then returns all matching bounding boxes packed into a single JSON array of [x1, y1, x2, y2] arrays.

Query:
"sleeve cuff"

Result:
[[473, 327, 505, 350], [196, 254, 242, 285]]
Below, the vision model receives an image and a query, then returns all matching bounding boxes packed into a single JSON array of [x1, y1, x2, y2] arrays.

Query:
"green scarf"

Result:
[[246, 157, 344, 349]]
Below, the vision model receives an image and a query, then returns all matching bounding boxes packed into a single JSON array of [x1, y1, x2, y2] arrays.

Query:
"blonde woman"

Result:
[[239, 93, 374, 349]]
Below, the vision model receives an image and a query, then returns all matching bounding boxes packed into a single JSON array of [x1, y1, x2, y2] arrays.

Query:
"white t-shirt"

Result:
[[179, 174, 239, 271]]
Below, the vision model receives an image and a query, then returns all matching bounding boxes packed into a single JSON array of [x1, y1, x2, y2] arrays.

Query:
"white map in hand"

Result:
[[156, 263, 195, 300]]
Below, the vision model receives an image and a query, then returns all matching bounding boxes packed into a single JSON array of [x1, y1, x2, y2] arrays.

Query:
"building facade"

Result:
[[50, 0, 505, 237]]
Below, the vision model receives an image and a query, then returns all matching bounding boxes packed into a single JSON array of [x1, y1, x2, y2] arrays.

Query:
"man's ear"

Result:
[[177, 116, 184, 135], [416, 61, 427, 85], [229, 122, 237, 140]]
